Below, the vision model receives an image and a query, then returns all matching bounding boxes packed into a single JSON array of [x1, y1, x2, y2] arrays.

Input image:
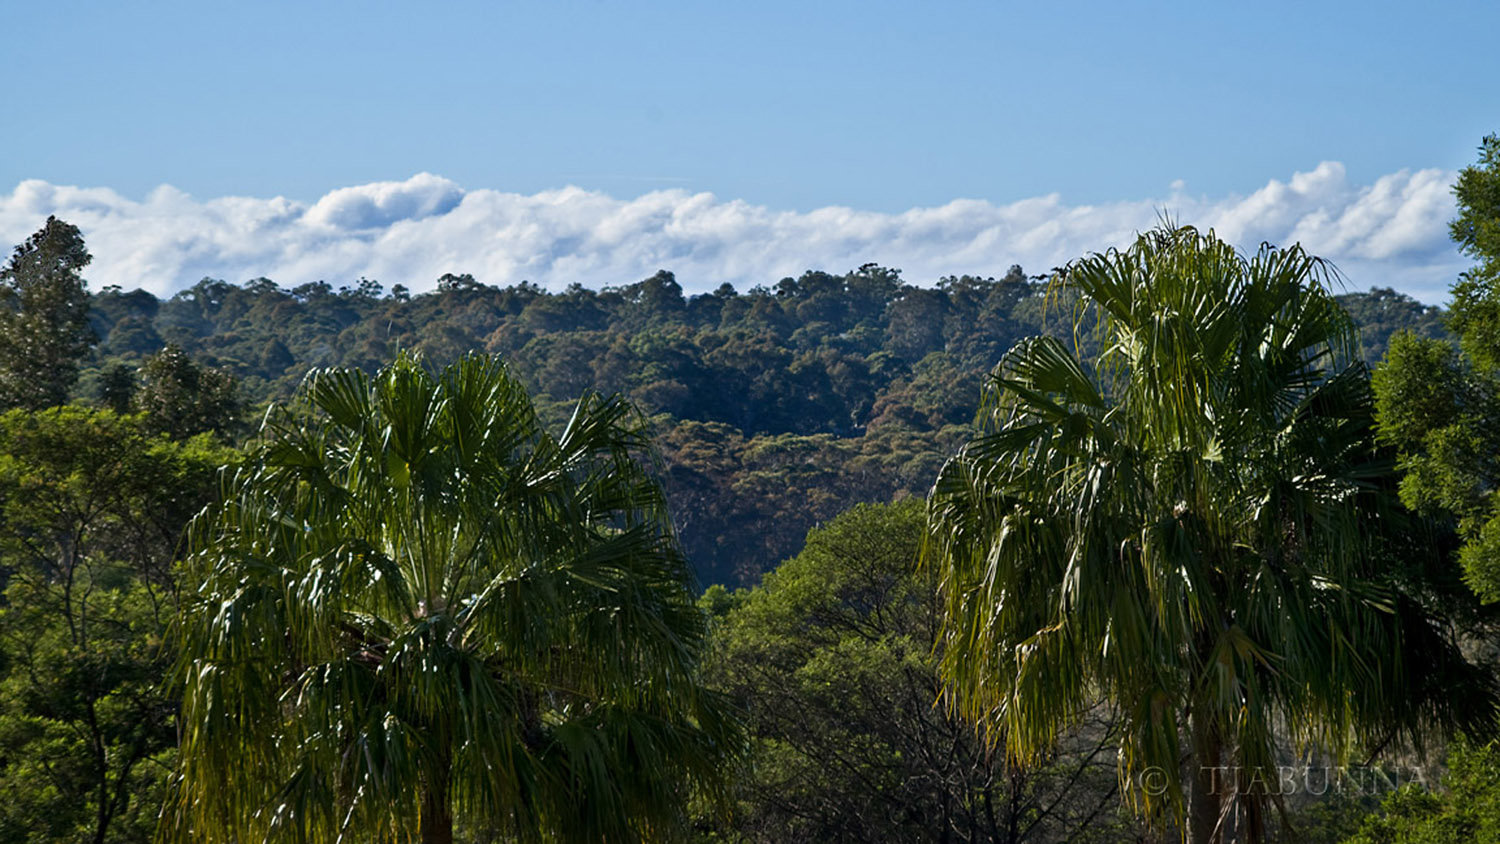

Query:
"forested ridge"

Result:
[[83, 267, 1446, 585]]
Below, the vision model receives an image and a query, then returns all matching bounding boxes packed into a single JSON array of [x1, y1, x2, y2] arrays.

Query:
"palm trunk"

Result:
[[421, 777, 453, 844], [1189, 710, 1224, 844], [421, 736, 454, 844]]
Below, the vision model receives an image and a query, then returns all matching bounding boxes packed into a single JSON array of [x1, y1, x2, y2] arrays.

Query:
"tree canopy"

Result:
[[0, 217, 95, 410], [926, 225, 1495, 843], [77, 264, 1441, 585], [165, 353, 738, 844], [701, 500, 1134, 842], [0, 407, 229, 844], [1373, 134, 1500, 601], [0, 214, 1479, 843]]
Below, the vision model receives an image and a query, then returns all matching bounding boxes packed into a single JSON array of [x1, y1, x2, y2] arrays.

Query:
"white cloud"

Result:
[[0, 165, 1467, 304], [304, 173, 463, 230]]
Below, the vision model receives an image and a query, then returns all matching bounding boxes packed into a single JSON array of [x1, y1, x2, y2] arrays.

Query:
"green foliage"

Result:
[[1344, 741, 1500, 844], [927, 225, 1495, 843], [1449, 135, 1500, 372], [166, 353, 738, 844], [0, 215, 1465, 843], [74, 266, 1045, 583], [79, 263, 1435, 585], [701, 500, 1135, 842], [1374, 133, 1500, 601], [100, 362, 136, 414], [134, 344, 244, 439], [0, 578, 171, 844], [0, 407, 228, 844], [657, 421, 969, 584], [1372, 333, 1500, 601], [0, 217, 95, 410]]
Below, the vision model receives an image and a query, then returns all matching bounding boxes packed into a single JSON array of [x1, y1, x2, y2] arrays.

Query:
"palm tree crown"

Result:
[[165, 353, 735, 843], [926, 226, 1495, 842]]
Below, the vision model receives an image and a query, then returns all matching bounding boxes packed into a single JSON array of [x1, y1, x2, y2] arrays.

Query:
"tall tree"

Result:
[[1373, 133, 1500, 599], [1450, 133, 1500, 355], [0, 217, 95, 409], [164, 353, 737, 844], [134, 344, 243, 440], [926, 226, 1495, 844], [0, 407, 228, 844]]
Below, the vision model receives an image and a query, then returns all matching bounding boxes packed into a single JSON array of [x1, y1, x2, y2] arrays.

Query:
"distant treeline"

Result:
[[84, 267, 1448, 584]]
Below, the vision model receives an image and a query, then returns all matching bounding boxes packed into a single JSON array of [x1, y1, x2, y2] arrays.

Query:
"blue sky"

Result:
[[3, 1, 1497, 300]]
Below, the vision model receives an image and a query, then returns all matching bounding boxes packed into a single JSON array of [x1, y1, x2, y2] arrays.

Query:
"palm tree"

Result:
[[926, 226, 1495, 843], [164, 353, 737, 844]]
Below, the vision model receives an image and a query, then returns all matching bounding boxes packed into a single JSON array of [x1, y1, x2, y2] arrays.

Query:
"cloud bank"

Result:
[[0, 163, 1466, 303]]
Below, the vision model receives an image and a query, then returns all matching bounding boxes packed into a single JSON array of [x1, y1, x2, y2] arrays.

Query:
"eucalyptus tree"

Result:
[[926, 226, 1495, 844], [164, 353, 736, 844], [0, 216, 94, 409]]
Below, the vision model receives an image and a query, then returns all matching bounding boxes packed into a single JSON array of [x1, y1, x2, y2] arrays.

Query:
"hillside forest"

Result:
[[82, 258, 1444, 587], [1, 135, 1499, 844]]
